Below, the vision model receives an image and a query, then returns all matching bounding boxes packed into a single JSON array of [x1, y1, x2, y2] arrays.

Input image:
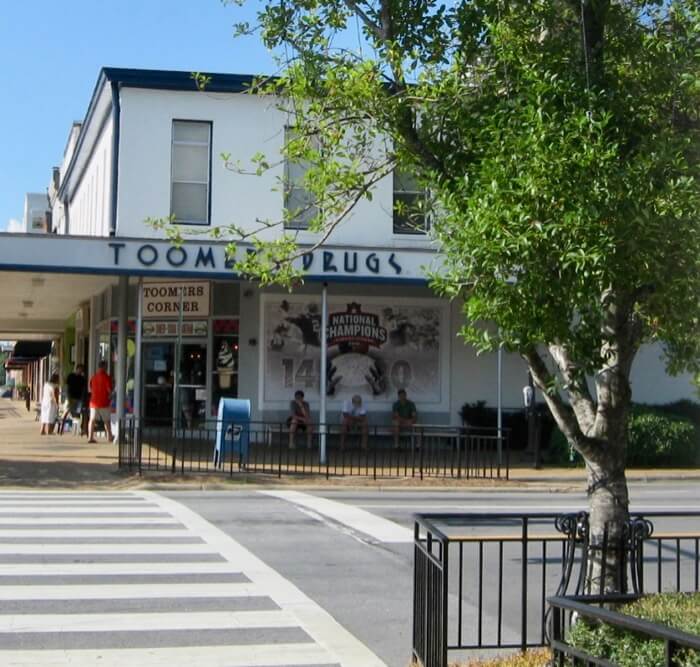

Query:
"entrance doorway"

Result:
[[142, 341, 208, 427]]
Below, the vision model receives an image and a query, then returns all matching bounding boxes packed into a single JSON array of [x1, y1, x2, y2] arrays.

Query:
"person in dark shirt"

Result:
[[392, 389, 417, 449], [60, 365, 86, 435], [287, 390, 314, 449]]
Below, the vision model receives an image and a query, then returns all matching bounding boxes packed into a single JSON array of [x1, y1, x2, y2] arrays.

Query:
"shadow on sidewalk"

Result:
[[0, 458, 139, 489]]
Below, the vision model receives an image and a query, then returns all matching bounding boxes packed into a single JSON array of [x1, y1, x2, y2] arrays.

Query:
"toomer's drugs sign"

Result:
[[142, 281, 210, 318]]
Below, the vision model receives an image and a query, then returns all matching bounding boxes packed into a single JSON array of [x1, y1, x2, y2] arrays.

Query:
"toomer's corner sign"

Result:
[[0, 234, 436, 283], [142, 282, 210, 318]]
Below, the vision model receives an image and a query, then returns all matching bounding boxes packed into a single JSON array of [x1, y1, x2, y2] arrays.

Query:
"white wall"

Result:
[[630, 344, 696, 405], [116, 88, 431, 249], [67, 118, 113, 237]]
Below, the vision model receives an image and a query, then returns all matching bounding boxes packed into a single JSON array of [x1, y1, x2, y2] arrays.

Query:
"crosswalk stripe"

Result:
[[0, 529, 193, 538], [0, 543, 216, 554], [0, 507, 167, 514], [147, 491, 386, 667], [261, 489, 414, 543], [0, 643, 335, 666], [0, 517, 181, 525], [0, 583, 263, 600], [0, 500, 154, 506], [0, 562, 242, 576], [0, 610, 298, 632], [0, 490, 379, 667]]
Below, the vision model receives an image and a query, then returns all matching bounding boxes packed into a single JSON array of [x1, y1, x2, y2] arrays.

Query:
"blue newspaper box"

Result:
[[213, 398, 251, 467]]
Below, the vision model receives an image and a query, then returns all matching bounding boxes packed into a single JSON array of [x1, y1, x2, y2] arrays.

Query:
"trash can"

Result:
[[213, 398, 251, 467]]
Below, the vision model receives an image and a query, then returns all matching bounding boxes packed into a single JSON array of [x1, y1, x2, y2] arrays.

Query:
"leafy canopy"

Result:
[[227, 0, 700, 385]]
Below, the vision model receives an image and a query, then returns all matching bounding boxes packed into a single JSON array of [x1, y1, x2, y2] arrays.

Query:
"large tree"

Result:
[[178, 1, 700, 588]]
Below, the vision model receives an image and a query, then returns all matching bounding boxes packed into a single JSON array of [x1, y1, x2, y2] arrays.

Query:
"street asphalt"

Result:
[[168, 481, 700, 666]]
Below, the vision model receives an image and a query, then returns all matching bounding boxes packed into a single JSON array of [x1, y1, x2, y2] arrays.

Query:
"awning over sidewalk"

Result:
[[4, 341, 52, 369]]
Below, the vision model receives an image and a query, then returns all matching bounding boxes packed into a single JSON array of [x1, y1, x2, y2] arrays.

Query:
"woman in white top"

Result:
[[40, 373, 60, 435]]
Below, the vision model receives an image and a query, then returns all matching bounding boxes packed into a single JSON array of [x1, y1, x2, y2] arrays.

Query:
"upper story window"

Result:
[[393, 170, 429, 235], [170, 120, 212, 225], [284, 126, 318, 230]]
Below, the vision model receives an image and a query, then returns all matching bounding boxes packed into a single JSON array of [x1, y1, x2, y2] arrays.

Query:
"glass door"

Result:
[[177, 342, 208, 429], [143, 342, 175, 426]]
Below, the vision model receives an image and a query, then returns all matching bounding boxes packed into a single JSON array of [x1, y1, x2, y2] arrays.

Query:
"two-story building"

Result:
[[0, 67, 695, 432]]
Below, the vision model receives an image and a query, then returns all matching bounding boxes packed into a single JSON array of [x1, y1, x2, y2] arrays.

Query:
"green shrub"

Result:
[[569, 593, 700, 667], [627, 408, 697, 466], [547, 405, 698, 467], [546, 427, 583, 466]]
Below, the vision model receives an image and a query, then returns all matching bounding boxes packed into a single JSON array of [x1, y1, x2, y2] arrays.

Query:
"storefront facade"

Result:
[[0, 66, 695, 432]]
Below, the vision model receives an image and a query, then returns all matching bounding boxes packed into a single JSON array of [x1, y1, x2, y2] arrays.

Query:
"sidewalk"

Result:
[[1, 397, 698, 489], [0, 397, 127, 488]]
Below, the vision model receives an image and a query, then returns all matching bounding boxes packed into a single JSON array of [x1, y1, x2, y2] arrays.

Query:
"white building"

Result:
[[0, 67, 694, 432]]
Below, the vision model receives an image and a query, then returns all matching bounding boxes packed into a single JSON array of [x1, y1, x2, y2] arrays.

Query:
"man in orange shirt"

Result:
[[88, 361, 114, 443]]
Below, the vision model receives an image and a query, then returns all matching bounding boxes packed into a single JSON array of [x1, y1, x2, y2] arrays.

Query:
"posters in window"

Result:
[[263, 297, 444, 404]]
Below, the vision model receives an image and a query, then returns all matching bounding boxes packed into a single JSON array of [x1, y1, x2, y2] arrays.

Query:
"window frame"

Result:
[[392, 170, 431, 236], [170, 119, 213, 226]]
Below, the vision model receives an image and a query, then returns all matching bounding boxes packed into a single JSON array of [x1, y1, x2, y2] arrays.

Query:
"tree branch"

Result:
[[523, 347, 602, 462], [548, 343, 597, 434]]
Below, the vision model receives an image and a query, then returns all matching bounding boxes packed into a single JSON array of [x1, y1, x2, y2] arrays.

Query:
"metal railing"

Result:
[[412, 511, 700, 667], [549, 594, 700, 666], [118, 418, 509, 480]]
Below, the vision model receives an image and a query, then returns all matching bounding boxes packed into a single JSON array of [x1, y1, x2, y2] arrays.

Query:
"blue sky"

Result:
[[0, 0, 274, 231]]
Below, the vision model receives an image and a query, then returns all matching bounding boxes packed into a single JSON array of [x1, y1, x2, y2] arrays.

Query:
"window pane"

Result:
[[172, 144, 208, 182], [285, 187, 316, 228], [393, 192, 427, 234], [172, 182, 208, 223], [394, 170, 420, 193], [173, 121, 210, 143]]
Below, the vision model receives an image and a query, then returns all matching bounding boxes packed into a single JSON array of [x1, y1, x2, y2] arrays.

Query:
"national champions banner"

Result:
[[262, 297, 444, 404]]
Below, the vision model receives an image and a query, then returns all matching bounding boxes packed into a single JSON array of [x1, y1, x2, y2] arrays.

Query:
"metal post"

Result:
[[115, 276, 128, 432], [88, 295, 98, 378], [133, 278, 143, 452], [497, 343, 503, 466], [173, 284, 185, 428], [319, 283, 328, 464]]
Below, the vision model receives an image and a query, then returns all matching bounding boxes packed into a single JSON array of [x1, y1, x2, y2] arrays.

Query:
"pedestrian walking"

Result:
[[87, 361, 114, 443], [39, 374, 60, 435], [60, 364, 86, 435]]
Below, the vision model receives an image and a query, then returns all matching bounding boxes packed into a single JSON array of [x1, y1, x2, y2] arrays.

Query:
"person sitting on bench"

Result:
[[392, 388, 417, 449], [341, 394, 368, 450], [287, 390, 313, 449]]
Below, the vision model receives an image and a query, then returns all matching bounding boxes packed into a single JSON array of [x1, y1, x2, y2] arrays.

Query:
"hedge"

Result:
[[569, 593, 700, 667], [546, 404, 699, 467]]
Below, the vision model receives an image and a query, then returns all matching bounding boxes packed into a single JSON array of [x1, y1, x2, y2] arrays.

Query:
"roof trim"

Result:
[[102, 67, 263, 94], [56, 70, 110, 201]]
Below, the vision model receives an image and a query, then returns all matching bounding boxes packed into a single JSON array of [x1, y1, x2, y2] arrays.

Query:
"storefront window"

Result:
[[178, 343, 207, 428], [212, 319, 239, 414]]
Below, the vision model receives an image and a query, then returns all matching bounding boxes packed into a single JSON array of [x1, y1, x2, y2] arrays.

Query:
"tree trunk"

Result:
[[585, 454, 630, 594]]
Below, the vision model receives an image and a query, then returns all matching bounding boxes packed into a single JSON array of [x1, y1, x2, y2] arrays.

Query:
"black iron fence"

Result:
[[118, 418, 509, 480], [412, 511, 700, 667], [549, 594, 700, 666]]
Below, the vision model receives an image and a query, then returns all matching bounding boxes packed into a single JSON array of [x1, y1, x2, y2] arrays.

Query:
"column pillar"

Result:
[[115, 276, 128, 424]]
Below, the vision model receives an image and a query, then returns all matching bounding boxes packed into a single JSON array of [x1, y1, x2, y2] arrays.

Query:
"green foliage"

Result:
[[569, 593, 700, 667], [627, 407, 697, 466], [230, 0, 700, 378], [167, 1, 700, 480], [548, 404, 699, 467], [547, 427, 583, 466]]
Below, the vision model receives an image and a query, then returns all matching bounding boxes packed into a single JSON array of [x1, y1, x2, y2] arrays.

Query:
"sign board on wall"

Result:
[[142, 320, 208, 337], [262, 297, 446, 405], [142, 282, 210, 318]]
